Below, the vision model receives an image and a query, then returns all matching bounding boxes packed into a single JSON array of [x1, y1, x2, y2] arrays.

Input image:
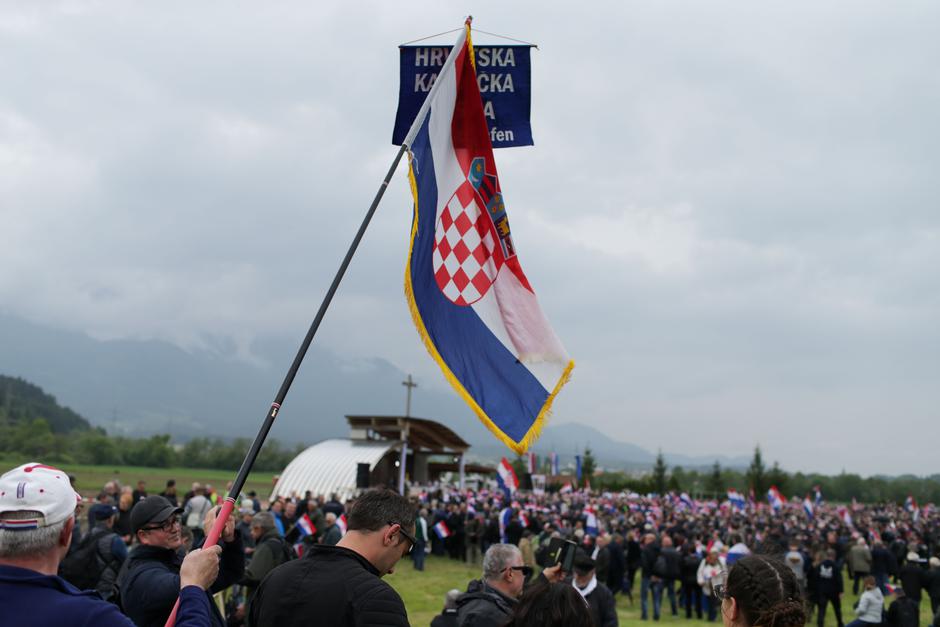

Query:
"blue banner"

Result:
[[393, 45, 533, 149]]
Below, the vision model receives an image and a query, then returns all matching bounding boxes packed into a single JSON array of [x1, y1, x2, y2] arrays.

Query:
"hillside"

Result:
[[0, 375, 91, 433]]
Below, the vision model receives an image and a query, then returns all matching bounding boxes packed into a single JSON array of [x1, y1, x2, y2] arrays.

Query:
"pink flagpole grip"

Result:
[[163, 498, 237, 627]]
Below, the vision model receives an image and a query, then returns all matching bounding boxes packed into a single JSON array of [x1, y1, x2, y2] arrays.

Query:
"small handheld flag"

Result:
[[433, 520, 452, 539], [496, 457, 519, 497], [403, 20, 573, 454], [296, 513, 317, 537], [336, 513, 348, 536], [499, 506, 512, 542], [727, 489, 746, 511], [767, 486, 785, 512], [584, 506, 599, 536], [803, 496, 814, 519]]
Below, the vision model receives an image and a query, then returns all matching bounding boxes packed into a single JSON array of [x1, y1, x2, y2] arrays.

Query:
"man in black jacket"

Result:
[[815, 549, 844, 627], [120, 496, 244, 627], [640, 533, 662, 620], [249, 488, 416, 627], [573, 550, 618, 627], [887, 588, 920, 627]]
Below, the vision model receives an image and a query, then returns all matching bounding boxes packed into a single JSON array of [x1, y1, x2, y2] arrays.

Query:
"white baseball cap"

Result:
[[0, 462, 81, 530]]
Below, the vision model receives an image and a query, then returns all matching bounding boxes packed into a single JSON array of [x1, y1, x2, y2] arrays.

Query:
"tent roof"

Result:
[[271, 438, 397, 502], [345, 415, 469, 453]]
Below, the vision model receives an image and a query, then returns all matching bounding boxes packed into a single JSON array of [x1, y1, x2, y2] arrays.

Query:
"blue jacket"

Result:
[[0, 564, 212, 627], [120, 534, 244, 627]]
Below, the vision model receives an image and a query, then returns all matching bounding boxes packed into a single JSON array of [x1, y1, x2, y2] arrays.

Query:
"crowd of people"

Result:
[[2, 460, 939, 627]]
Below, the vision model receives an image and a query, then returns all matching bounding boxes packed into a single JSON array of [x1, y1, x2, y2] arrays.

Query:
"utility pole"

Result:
[[402, 374, 417, 417]]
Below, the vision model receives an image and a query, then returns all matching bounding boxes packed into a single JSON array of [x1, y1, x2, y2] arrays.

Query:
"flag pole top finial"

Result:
[[465, 16, 473, 27]]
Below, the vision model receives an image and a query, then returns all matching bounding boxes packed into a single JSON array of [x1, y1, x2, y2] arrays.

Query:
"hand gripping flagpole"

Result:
[[163, 18, 472, 627]]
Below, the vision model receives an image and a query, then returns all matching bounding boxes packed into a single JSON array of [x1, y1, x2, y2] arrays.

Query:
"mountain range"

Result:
[[0, 313, 748, 470]]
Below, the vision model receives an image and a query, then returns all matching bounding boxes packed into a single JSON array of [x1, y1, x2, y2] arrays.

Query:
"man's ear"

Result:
[[59, 516, 75, 548]]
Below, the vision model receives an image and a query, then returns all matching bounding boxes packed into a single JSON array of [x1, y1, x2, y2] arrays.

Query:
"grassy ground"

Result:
[[0, 456, 276, 499], [389, 555, 938, 627]]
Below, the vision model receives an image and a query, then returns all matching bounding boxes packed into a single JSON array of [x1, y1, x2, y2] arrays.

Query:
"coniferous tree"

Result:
[[707, 461, 723, 496], [747, 445, 767, 496], [652, 450, 668, 494]]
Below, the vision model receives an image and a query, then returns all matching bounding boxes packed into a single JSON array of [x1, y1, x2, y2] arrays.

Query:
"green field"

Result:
[[388, 556, 938, 627], [0, 457, 276, 499]]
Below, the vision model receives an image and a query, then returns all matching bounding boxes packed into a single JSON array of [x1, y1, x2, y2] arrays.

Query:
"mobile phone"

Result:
[[547, 538, 578, 571]]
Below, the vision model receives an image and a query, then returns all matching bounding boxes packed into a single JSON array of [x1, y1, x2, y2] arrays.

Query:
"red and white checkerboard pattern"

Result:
[[433, 185, 501, 306]]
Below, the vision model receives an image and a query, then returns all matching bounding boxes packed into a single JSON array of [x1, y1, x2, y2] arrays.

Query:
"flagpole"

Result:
[[163, 19, 471, 627], [162, 143, 409, 627]]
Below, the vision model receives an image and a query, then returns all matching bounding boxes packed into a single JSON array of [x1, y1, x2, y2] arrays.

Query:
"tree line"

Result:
[[0, 416, 305, 472], [587, 445, 940, 505]]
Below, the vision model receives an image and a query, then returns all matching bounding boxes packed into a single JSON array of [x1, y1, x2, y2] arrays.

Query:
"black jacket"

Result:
[[887, 596, 920, 627], [641, 543, 661, 578], [430, 609, 458, 627], [248, 544, 409, 627], [815, 559, 843, 598], [456, 579, 516, 627], [582, 581, 618, 627], [900, 564, 926, 602], [660, 547, 682, 580], [873, 546, 898, 577], [120, 535, 244, 627]]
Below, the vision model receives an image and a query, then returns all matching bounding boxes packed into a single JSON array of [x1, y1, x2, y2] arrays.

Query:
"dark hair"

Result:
[[505, 582, 593, 627], [727, 555, 806, 627], [346, 488, 416, 533]]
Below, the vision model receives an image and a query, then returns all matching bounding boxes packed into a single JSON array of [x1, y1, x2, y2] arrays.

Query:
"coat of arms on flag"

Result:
[[403, 21, 573, 454]]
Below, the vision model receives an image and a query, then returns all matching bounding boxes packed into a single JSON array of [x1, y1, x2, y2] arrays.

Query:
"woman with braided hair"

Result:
[[715, 554, 808, 627]]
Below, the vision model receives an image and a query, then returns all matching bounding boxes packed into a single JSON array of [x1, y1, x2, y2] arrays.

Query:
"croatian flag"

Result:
[[803, 496, 814, 519], [433, 520, 452, 539], [336, 513, 347, 536], [499, 506, 512, 542], [519, 511, 531, 528], [527, 452, 537, 474], [905, 496, 919, 522], [727, 489, 746, 511], [584, 506, 599, 536], [496, 457, 519, 497], [679, 492, 695, 511], [838, 506, 854, 528], [767, 486, 785, 512], [296, 513, 316, 537], [550, 452, 559, 476], [560, 482, 573, 494], [403, 21, 574, 454]]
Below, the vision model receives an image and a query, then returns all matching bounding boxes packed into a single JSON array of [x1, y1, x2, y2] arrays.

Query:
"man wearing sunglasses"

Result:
[[249, 488, 415, 627], [456, 543, 564, 627], [120, 495, 245, 627]]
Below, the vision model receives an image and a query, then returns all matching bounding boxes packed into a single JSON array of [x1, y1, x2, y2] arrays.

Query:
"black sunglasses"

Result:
[[505, 565, 534, 579], [389, 521, 416, 553], [142, 515, 180, 533]]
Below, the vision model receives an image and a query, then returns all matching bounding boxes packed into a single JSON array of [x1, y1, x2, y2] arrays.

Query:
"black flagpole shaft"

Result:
[[226, 142, 410, 501], [166, 144, 410, 627]]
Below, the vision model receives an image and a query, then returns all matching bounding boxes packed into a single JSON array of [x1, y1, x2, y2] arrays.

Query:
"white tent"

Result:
[[271, 438, 398, 502]]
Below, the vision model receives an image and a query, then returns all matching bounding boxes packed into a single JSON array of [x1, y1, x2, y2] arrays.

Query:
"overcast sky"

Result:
[[2, 2, 938, 476]]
